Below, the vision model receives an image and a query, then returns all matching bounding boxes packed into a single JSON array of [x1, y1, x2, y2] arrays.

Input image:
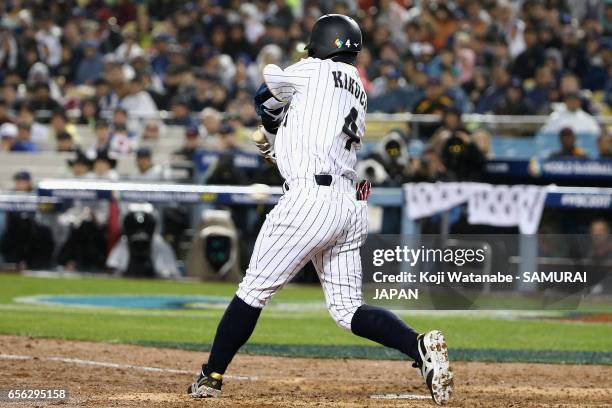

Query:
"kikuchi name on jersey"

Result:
[[332, 70, 367, 109]]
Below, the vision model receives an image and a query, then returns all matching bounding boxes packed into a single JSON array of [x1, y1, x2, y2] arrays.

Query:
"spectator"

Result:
[[189, 73, 212, 112], [560, 26, 588, 81], [206, 153, 248, 186], [440, 69, 470, 112], [206, 82, 230, 112], [227, 87, 258, 127], [35, 13, 61, 67], [105, 60, 128, 102], [462, 68, 489, 109], [140, 120, 161, 142], [27, 62, 62, 102], [559, 73, 593, 113], [493, 77, 534, 115], [50, 108, 79, 142], [511, 27, 544, 80], [581, 36, 609, 91], [16, 105, 48, 144], [67, 150, 93, 178], [75, 40, 104, 84], [605, 2, 612, 37], [597, 130, 612, 160], [56, 131, 76, 152], [109, 124, 135, 155], [0, 26, 18, 74], [12, 123, 38, 152], [117, 107, 138, 139], [413, 77, 455, 138], [12, 171, 33, 192], [94, 78, 118, 113], [78, 98, 100, 126], [56, 44, 77, 84], [588, 219, 611, 260], [120, 76, 158, 119], [166, 97, 197, 128], [368, 68, 417, 113], [437, 107, 467, 135], [540, 92, 601, 135], [114, 26, 145, 63], [28, 82, 61, 116], [430, 3, 459, 50], [131, 147, 169, 181], [206, 123, 247, 185], [92, 149, 119, 180], [475, 65, 510, 114], [215, 123, 242, 153], [200, 108, 222, 139], [88, 119, 112, 156], [150, 33, 172, 77], [173, 126, 201, 162], [585, 218, 612, 294], [0, 122, 17, 151], [548, 127, 589, 159], [0, 99, 14, 125], [525, 66, 555, 114]]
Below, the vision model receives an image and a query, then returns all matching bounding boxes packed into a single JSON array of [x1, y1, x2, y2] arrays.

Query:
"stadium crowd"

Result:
[[0, 1, 608, 142], [0, 0, 607, 186]]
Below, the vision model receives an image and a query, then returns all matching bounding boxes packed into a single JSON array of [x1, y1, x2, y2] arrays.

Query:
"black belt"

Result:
[[284, 174, 333, 191]]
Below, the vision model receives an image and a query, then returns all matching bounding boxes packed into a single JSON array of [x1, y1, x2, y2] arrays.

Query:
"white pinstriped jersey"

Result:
[[236, 57, 369, 331], [263, 57, 367, 182]]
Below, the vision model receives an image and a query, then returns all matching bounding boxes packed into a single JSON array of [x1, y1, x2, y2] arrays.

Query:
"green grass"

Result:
[[0, 275, 611, 363]]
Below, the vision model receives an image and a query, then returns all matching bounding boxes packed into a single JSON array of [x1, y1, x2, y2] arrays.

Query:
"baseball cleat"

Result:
[[415, 330, 453, 405], [187, 368, 223, 398]]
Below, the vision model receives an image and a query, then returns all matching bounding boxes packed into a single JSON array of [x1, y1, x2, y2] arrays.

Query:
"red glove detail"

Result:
[[356, 180, 372, 201]]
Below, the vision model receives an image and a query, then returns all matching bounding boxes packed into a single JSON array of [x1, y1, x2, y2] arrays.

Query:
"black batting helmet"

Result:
[[306, 14, 362, 60]]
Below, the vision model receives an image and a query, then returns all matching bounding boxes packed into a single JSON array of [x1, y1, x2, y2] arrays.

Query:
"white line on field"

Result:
[[0, 353, 256, 381], [370, 393, 430, 400], [0, 303, 317, 319]]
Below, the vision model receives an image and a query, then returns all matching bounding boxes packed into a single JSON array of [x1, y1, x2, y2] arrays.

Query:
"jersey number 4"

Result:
[[343, 107, 360, 151]]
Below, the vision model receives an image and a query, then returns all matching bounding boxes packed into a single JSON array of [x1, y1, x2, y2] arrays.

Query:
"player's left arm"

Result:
[[262, 60, 312, 103]]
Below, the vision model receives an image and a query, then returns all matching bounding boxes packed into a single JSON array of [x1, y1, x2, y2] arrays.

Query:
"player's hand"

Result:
[[251, 127, 276, 164]]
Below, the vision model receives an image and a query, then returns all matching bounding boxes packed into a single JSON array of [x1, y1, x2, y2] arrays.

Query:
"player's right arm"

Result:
[[252, 83, 288, 163]]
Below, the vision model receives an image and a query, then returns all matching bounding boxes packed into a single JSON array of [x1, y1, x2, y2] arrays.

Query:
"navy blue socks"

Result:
[[351, 304, 420, 360], [204, 295, 262, 375]]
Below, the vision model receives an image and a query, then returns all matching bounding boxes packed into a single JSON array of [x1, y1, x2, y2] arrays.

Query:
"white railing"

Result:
[[26, 109, 612, 126]]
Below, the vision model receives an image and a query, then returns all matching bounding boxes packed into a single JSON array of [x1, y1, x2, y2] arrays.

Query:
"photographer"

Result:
[[369, 130, 411, 187], [408, 148, 448, 182], [0, 171, 54, 269], [440, 129, 486, 181]]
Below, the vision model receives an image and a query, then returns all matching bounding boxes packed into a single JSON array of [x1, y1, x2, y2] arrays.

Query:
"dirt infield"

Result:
[[1, 336, 611, 407]]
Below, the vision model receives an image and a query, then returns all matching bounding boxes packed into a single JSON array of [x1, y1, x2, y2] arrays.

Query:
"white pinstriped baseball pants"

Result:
[[236, 178, 368, 330]]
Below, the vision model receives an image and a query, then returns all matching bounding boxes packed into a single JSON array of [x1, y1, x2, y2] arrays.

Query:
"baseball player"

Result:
[[188, 14, 453, 405]]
